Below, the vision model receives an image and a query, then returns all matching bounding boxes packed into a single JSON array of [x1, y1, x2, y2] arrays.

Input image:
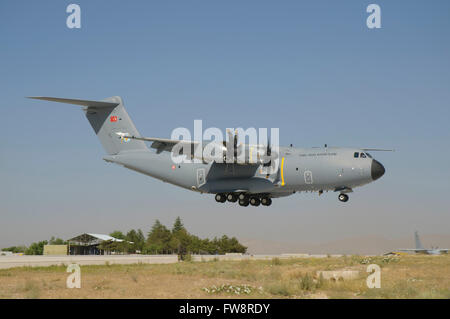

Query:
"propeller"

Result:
[[223, 129, 278, 167], [224, 129, 241, 163], [263, 136, 272, 167]]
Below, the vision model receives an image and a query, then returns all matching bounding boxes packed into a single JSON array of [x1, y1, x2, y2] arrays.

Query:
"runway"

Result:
[[0, 255, 178, 269], [0, 253, 344, 269]]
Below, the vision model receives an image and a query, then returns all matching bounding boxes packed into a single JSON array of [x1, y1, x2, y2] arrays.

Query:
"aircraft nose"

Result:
[[371, 159, 385, 180]]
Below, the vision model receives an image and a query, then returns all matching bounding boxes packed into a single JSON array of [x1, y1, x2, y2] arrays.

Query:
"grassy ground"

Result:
[[0, 255, 448, 299]]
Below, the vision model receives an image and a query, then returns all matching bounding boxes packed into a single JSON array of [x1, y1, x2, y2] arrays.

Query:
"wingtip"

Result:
[[27, 96, 45, 100]]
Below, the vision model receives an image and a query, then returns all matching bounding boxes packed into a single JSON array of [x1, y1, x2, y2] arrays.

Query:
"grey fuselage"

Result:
[[104, 146, 383, 199]]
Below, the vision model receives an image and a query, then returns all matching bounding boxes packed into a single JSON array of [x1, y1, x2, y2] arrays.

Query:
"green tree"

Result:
[[171, 217, 192, 258], [173, 228, 192, 259], [109, 230, 125, 240], [172, 217, 185, 233], [145, 220, 173, 254], [138, 219, 247, 255], [227, 236, 247, 253], [207, 235, 247, 254], [126, 229, 146, 253], [25, 240, 48, 255], [98, 240, 128, 254], [1, 246, 27, 253], [49, 236, 66, 245], [137, 229, 145, 246], [168, 236, 180, 254]]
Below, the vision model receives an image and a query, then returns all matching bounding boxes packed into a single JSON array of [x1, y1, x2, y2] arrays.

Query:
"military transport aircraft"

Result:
[[398, 231, 449, 255], [29, 96, 387, 207]]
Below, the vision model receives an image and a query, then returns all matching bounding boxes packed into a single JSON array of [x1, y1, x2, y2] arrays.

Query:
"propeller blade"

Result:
[[267, 136, 271, 157], [233, 130, 238, 160]]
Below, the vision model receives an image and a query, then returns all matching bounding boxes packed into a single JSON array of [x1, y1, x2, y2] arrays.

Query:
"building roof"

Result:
[[87, 233, 124, 242], [67, 233, 125, 246]]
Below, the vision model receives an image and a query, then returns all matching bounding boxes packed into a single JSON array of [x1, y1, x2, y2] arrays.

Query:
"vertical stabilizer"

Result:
[[28, 96, 148, 155], [415, 231, 424, 250]]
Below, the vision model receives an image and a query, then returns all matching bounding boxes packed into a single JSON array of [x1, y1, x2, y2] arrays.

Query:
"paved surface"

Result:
[[0, 255, 178, 269], [0, 253, 345, 269], [191, 253, 343, 261]]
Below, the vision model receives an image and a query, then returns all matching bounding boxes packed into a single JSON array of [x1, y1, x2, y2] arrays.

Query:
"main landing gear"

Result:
[[227, 193, 238, 202], [215, 193, 272, 207], [215, 193, 226, 203], [239, 198, 249, 207], [261, 197, 272, 206], [338, 193, 349, 202]]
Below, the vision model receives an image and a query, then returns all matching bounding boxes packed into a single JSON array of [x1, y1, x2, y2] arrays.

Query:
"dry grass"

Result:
[[0, 255, 448, 299]]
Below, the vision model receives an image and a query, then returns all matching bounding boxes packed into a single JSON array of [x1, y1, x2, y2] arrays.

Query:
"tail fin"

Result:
[[415, 231, 424, 250], [28, 96, 148, 155]]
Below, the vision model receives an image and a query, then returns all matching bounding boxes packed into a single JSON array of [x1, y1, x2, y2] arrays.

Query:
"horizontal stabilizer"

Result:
[[27, 96, 119, 108]]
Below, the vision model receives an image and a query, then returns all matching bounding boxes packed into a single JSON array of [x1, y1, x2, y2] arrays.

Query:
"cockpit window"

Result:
[[354, 152, 372, 159]]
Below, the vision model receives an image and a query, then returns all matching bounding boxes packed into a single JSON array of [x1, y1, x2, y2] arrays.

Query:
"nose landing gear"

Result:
[[338, 193, 349, 202]]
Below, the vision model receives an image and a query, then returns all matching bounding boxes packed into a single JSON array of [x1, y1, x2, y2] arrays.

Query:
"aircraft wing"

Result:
[[117, 134, 200, 153], [120, 134, 278, 168], [120, 135, 197, 145]]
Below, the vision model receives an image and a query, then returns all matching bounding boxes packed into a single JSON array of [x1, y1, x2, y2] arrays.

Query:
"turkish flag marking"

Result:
[[110, 116, 118, 122]]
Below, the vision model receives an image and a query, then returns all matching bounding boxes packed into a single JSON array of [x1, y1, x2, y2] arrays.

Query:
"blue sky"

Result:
[[1, 1, 449, 249]]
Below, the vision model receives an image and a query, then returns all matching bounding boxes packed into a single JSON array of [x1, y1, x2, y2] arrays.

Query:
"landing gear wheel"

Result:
[[238, 198, 249, 207], [227, 193, 238, 202], [261, 197, 272, 206], [250, 197, 261, 206], [215, 193, 226, 203], [338, 193, 349, 202], [238, 193, 247, 201]]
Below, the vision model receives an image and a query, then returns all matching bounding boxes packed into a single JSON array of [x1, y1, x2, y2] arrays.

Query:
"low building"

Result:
[[67, 233, 126, 255], [43, 245, 68, 255]]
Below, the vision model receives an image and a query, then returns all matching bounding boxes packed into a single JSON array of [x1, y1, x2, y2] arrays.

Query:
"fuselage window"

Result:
[[354, 152, 359, 158], [360, 153, 367, 158]]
